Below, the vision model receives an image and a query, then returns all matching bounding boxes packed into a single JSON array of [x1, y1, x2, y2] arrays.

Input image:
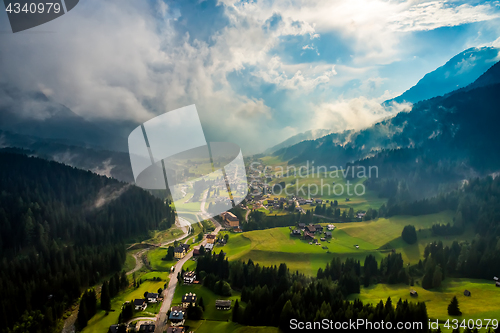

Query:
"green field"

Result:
[[83, 275, 169, 333], [188, 321, 280, 333], [348, 279, 500, 325], [123, 253, 136, 273], [172, 284, 241, 321], [221, 211, 454, 275], [147, 247, 175, 272]]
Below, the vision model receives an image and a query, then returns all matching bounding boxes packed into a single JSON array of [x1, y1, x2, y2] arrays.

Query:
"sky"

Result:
[[1, 0, 500, 154]]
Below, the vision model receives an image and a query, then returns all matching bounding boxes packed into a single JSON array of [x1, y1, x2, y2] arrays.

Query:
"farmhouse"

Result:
[[169, 308, 185, 326], [181, 243, 190, 251], [494, 276, 499, 281], [410, 290, 418, 297], [304, 232, 315, 240], [221, 212, 240, 227], [234, 228, 243, 233], [206, 234, 216, 244], [146, 292, 159, 303], [306, 225, 316, 233], [464, 290, 471, 297], [315, 199, 323, 204], [174, 246, 186, 259], [215, 300, 232, 310], [291, 229, 301, 236], [325, 232, 332, 238], [327, 224, 336, 231], [204, 243, 214, 252], [313, 224, 323, 232], [496, 282, 500, 287], [139, 323, 155, 332], [305, 200, 313, 204], [134, 299, 147, 311], [183, 271, 196, 284], [298, 223, 306, 229], [182, 292, 197, 308]]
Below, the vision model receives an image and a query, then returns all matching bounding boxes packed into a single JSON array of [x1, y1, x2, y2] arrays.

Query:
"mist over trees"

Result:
[[0, 152, 174, 332]]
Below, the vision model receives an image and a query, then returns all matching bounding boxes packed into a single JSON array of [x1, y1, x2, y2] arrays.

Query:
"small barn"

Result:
[[464, 290, 471, 297], [215, 300, 232, 310], [410, 289, 418, 297]]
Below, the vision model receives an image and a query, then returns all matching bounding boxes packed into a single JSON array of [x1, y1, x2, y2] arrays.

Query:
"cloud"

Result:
[[0, 0, 499, 155]]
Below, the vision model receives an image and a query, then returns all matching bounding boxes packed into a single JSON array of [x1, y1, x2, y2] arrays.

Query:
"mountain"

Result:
[[273, 60, 500, 199], [0, 84, 136, 152], [0, 130, 135, 182], [0, 151, 174, 331], [385, 46, 499, 104], [264, 129, 334, 154]]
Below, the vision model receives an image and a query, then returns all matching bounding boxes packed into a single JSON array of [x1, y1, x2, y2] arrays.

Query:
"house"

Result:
[[174, 246, 186, 259], [298, 223, 306, 229], [291, 229, 301, 236], [327, 224, 335, 231], [183, 271, 196, 284], [320, 237, 326, 241], [496, 282, 500, 287], [305, 200, 313, 204], [215, 300, 232, 310], [221, 212, 240, 227], [167, 327, 185, 333], [204, 243, 214, 252], [325, 232, 332, 238], [410, 289, 418, 297], [181, 292, 197, 308], [298, 199, 306, 205], [134, 299, 147, 311], [169, 308, 185, 325], [306, 225, 316, 233], [146, 292, 159, 303], [139, 323, 155, 332], [193, 248, 201, 256], [355, 245, 359, 249], [494, 276, 499, 281], [357, 212, 366, 219], [313, 224, 323, 232], [315, 199, 323, 204], [464, 290, 471, 297], [206, 234, 216, 244], [234, 228, 243, 233], [345, 198, 350, 201], [304, 232, 315, 240], [181, 243, 190, 251]]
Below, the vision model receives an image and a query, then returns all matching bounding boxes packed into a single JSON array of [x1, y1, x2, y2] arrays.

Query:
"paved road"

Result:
[[154, 191, 221, 333]]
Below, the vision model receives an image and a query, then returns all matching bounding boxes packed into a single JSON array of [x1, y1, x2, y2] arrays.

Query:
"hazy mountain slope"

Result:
[[0, 130, 134, 182], [0, 85, 135, 152], [264, 128, 334, 154], [276, 61, 500, 174], [385, 46, 499, 104]]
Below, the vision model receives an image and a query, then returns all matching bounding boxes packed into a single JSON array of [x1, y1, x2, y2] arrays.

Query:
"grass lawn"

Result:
[[172, 284, 241, 321], [147, 247, 176, 272], [83, 278, 168, 333], [221, 211, 455, 275], [188, 320, 281, 333], [123, 253, 136, 273], [348, 278, 500, 325]]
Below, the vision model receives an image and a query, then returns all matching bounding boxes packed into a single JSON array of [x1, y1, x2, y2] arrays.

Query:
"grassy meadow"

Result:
[[220, 211, 454, 275]]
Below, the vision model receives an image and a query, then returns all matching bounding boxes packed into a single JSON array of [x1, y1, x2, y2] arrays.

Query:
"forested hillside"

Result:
[[0, 151, 174, 332]]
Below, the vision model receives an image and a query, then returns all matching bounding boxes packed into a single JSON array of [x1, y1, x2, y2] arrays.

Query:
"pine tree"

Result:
[[76, 300, 88, 329], [101, 281, 111, 311], [232, 299, 240, 322], [447, 296, 462, 316]]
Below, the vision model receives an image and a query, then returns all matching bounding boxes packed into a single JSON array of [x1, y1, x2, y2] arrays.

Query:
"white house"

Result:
[[146, 292, 159, 303]]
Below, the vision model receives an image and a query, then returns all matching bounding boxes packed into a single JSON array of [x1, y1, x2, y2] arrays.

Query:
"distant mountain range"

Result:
[[264, 129, 334, 154], [272, 56, 500, 199], [385, 46, 499, 104]]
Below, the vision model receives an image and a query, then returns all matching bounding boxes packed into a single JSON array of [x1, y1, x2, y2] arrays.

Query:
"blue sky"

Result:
[[1, 0, 500, 153]]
